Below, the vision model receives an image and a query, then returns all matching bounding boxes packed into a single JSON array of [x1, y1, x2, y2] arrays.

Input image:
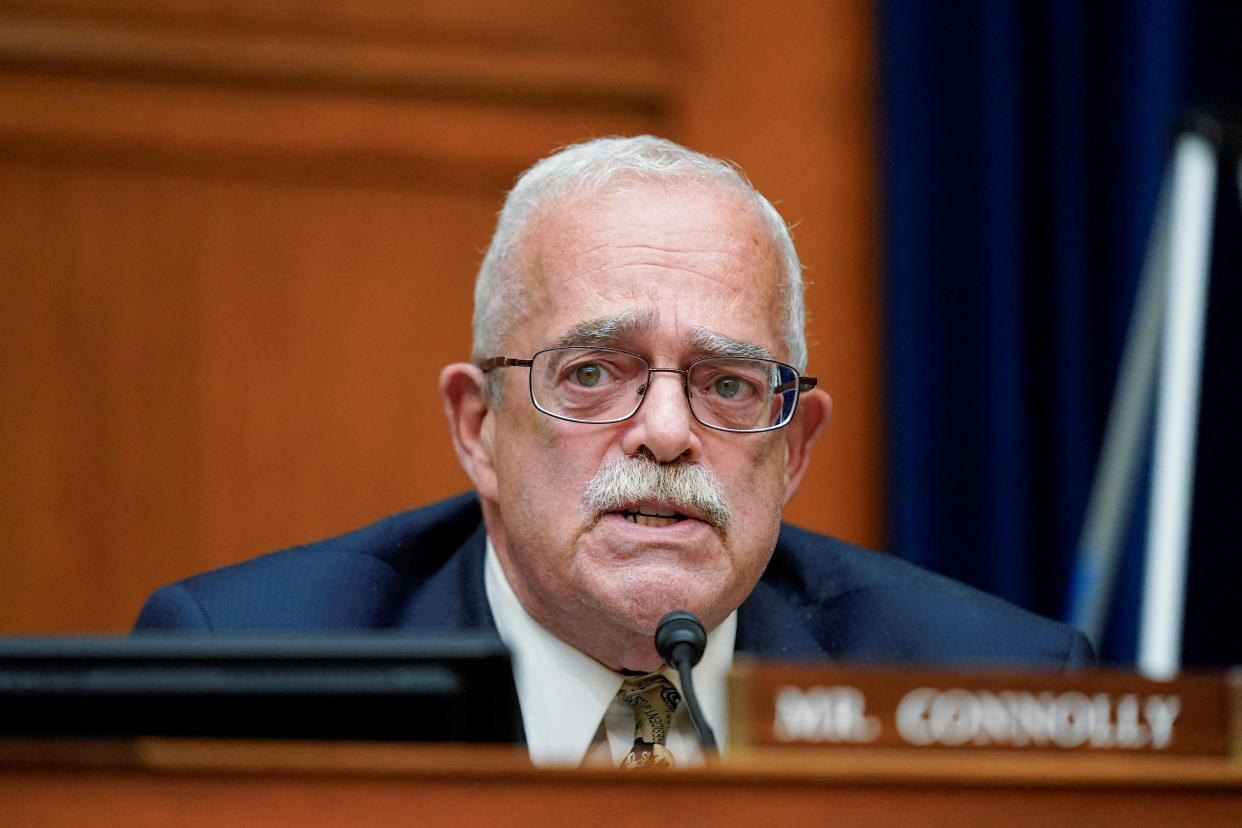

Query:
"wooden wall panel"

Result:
[[0, 0, 880, 632]]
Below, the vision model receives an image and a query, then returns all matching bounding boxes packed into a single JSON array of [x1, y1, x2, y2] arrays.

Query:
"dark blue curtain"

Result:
[[875, 0, 1191, 663]]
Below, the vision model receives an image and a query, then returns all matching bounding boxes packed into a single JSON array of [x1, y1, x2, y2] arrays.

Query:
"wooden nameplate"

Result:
[[729, 661, 1241, 757]]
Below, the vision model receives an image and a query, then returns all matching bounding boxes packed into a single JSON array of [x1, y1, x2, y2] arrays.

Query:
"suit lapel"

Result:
[[735, 577, 835, 662], [393, 521, 496, 632]]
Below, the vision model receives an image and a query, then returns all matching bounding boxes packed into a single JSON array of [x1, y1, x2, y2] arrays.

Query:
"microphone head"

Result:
[[655, 610, 707, 668]]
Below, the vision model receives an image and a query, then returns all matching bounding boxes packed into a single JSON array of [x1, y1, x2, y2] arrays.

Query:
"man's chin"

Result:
[[580, 565, 729, 631], [569, 519, 738, 631]]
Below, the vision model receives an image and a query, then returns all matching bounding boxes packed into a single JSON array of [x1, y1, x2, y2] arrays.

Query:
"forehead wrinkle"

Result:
[[608, 261, 754, 296], [688, 327, 774, 360], [562, 231, 758, 280], [552, 309, 658, 348]]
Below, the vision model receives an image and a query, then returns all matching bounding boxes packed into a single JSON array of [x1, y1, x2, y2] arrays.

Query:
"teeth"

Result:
[[624, 513, 679, 528], [635, 507, 676, 517]]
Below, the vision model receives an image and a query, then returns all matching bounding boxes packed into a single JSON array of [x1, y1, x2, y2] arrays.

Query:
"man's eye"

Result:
[[574, 364, 605, 387], [714, 376, 744, 398]]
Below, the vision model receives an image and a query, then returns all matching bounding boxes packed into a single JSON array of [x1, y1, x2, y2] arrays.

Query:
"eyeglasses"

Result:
[[480, 346, 817, 433]]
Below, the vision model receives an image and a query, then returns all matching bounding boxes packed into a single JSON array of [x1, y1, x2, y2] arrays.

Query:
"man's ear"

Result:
[[781, 388, 832, 505], [440, 362, 499, 501]]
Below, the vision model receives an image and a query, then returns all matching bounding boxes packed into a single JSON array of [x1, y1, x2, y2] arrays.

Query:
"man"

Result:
[[136, 136, 1092, 766]]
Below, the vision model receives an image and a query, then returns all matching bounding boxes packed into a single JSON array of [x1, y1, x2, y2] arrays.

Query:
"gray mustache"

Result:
[[581, 454, 732, 531]]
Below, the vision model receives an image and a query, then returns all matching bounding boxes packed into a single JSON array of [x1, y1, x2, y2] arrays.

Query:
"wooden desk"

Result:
[[3, 739, 1241, 826]]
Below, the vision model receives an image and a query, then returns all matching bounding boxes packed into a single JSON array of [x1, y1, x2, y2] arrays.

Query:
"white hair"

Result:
[[472, 136, 807, 397]]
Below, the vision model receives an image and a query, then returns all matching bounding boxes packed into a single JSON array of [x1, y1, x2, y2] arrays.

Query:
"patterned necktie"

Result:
[[617, 673, 681, 769]]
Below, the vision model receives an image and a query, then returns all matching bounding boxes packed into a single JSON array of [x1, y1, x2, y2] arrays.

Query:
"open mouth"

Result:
[[618, 506, 689, 528]]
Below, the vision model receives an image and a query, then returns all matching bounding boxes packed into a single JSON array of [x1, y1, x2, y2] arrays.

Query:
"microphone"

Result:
[[655, 610, 719, 756]]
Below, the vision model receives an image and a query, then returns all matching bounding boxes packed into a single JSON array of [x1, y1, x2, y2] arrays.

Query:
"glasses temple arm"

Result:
[[479, 357, 533, 372], [772, 376, 818, 394]]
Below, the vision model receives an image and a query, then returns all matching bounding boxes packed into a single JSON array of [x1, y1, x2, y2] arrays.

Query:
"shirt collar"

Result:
[[483, 535, 735, 765]]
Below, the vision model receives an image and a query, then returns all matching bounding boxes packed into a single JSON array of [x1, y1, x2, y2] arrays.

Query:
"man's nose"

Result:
[[621, 370, 702, 463]]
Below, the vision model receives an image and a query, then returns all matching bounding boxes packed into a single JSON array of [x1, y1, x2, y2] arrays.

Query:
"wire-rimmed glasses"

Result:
[[480, 346, 817, 433]]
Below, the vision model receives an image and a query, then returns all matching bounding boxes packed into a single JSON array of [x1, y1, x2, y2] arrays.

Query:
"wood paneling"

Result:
[[0, 0, 880, 632]]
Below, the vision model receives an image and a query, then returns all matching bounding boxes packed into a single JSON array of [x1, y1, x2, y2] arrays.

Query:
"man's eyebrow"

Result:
[[552, 310, 657, 348], [550, 314, 773, 360], [688, 327, 774, 360]]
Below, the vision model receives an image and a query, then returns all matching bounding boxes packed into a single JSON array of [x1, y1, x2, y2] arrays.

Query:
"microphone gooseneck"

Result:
[[655, 610, 719, 756]]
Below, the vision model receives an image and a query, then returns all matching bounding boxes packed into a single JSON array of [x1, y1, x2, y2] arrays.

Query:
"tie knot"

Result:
[[617, 674, 681, 769]]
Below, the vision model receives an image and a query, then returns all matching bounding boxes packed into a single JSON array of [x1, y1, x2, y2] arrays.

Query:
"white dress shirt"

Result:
[[483, 537, 734, 767]]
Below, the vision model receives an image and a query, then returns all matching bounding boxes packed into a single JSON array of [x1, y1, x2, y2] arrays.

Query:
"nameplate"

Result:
[[729, 661, 1238, 756]]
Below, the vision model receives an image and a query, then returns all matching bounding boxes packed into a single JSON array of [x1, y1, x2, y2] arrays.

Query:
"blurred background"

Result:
[[0, 1, 1237, 668]]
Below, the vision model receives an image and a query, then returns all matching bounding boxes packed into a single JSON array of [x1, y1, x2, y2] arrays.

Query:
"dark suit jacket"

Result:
[[135, 493, 1092, 667]]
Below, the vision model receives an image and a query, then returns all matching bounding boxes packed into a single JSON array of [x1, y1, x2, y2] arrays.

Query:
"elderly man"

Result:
[[136, 136, 1092, 766]]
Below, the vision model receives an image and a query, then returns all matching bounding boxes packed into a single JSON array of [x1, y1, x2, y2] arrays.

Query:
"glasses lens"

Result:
[[688, 358, 798, 431], [529, 348, 648, 423]]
